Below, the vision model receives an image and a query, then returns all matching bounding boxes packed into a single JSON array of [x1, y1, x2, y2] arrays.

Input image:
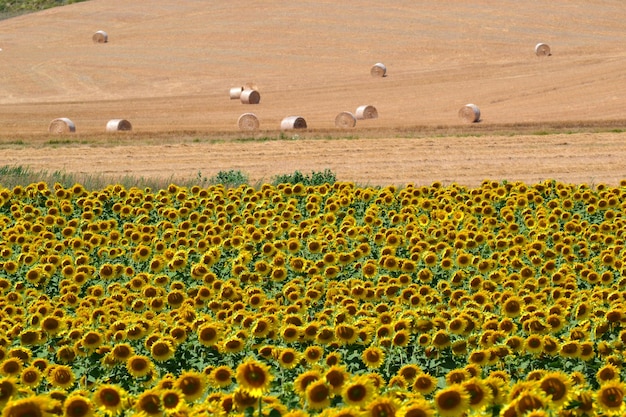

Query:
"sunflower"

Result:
[[524, 335, 544, 355], [484, 376, 507, 406], [92, 384, 127, 415], [397, 397, 435, 417], [20, 365, 42, 388], [367, 395, 401, 417], [236, 358, 273, 397], [197, 322, 222, 347], [502, 296, 524, 318], [434, 385, 471, 417], [342, 375, 376, 407], [232, 387, 259, 411], [111, 343, 135, 362], [0, 358, 22, 376], [221, 336, 246, 354], [462, 377, 493, 411], [597, 363, 621, 386], [134, 389, 162, 416], [412, 372, 438, 395], [362, 346, 385, 369], [303, 346, 324, 364], [538, 371, 573, 408], [305, 379, 331, 410], [445, 369, 470, 385], [160, 387, 185, 414], [208, 365, 234, 388], [335, 324, 359, 345], [1, 395, 54, 417], [175, 370, 207, 402], [325, 365, 349, 395], [150, 339, 175, 362], [277, 348, 300, 369], [514, 388, 550, 415], [294, 370, 322, 397], [0, 377, 18, 407], [63, 393, 95, 417], [47, 364, 75, 390], [126, 355, 155, 378]]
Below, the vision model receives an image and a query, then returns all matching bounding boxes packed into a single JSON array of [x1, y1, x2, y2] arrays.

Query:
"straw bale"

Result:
[[280, 116, 307, 130], [535, 43, 551, 56], [458, 104, 481, 123], [355, 105, 378, 120], [238, 113, 260, 131], [93, 30, 108, 43], [335, 111, 357, 128], [106, 119, 132, 132], [49, 118, 76, 134], [240, 89, 261, 104], [371, 63, 387, 77], [230, 87, 244, 99]]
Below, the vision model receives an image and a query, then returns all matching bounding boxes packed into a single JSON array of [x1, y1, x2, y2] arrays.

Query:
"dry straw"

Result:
[[48, 118, 76, 134], [458, 104, 481, 123], [93, 30, 108, 43], [240, 89, 261, 104], [535, 43, 551, 56], [355, 105, 378, 120], [229, 87, 244, 99], [238, 113, 260, 131], [280, 116, 307, 130], [335, 111, 357, 128], [106, 119, 132, 132], [371, 63, 387, 77]]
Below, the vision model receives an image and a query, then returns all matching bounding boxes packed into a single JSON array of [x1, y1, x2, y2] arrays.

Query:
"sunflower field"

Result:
[[1, 178, 626, 417]]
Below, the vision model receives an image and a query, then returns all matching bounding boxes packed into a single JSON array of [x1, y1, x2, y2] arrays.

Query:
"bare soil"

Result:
[[1, 0, 625, 187]]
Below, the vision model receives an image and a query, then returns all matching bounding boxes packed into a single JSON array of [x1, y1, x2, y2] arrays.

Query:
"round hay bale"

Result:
[[238, 113, 260, 131], [355, 105, 378, 120], [229, 87, 244, 99], [280, 116, 307, 130], [335, 111, 357, 128], [240, 89, 260, 104], [371, 62, 387, 77], [48, 118, 76, 134], [458, 104, 481, 123], [93, 30, 108, 43], [106, 119, 132, 132], [535, 43, 551, 56]]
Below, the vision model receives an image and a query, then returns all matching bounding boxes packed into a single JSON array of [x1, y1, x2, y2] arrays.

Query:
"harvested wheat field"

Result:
[[1, 0, 626, 186]]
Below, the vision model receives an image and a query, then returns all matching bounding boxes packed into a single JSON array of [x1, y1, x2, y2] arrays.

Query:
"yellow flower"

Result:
[[47, 364, 75, 390], [434, 385, 470, 417], [63, 393, 95, 417], [596, 380, 626, 415], [538, 371, 573, 407], [134, 389, 162, 416], [235, 358, 273, 397], [462, 377, 493, 411], [294, 370, 322, 397], [362, 346, 385, 369], [342, 375, 376, 407], [126, 355, 154, 378], [306, 380, 331, 410], [1, 395, 55, 417], [208, 365, 234, 388], [92, 384, 127, 415], [175, 370, 207, 402]]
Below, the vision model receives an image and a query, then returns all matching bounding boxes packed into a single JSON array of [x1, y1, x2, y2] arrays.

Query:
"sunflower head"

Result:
[[235, 358, 273, 397], [434, 385, 471, 417]]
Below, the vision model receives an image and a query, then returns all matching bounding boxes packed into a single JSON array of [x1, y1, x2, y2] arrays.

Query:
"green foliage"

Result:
[[0, 0, 87, 14], [272, 169, 336, 186], [207, 169, 249, 188]]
